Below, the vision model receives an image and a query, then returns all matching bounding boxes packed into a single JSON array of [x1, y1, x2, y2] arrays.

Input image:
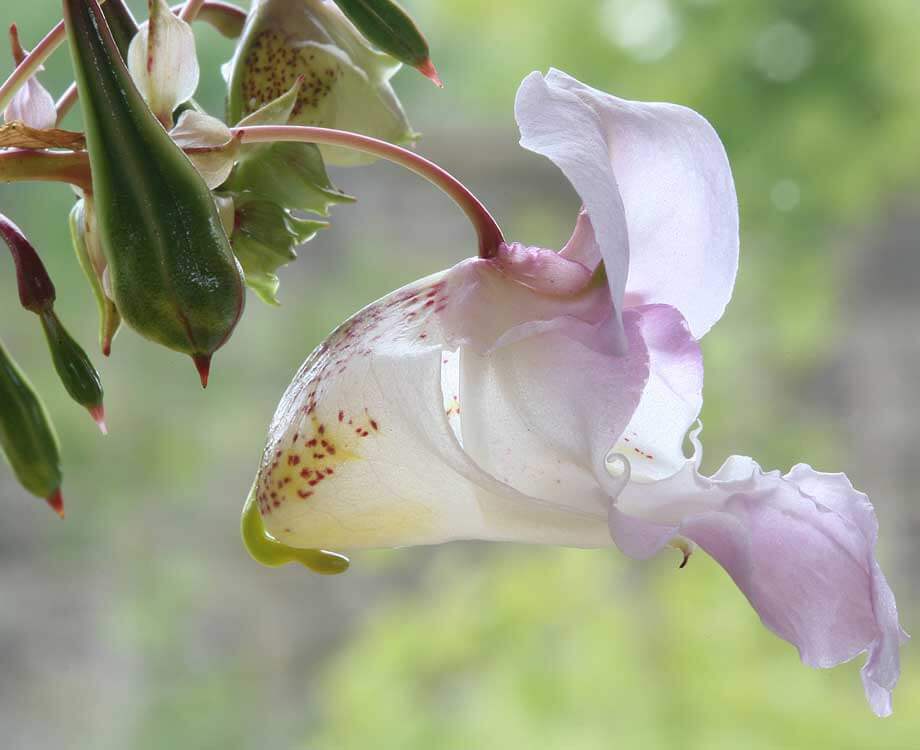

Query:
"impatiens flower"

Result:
[[127, 0, 200, 127], [248, 69, 906, 715]]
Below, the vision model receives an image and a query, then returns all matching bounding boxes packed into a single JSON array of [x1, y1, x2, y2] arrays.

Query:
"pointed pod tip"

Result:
[[46, 488, 65, 519], [102, 339, 112, 357], [416, 59, 443, 88], [193, 354, 212, 388], [89, 404, 108, 435]]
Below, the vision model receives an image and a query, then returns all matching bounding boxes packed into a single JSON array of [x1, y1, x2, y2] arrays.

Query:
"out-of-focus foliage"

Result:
[[311, 549, 920, 750], [0, 0, 917, 748]]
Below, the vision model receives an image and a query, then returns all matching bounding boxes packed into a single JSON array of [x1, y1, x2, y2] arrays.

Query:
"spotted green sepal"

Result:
[[69, 199, 120, 356], [39, 310, 104, 414], [229, 198, 326, 305], [225, 0, 414, 166], [242, 483, 349, 574], [0, 339, 62, 505], [330, 0, 430, 68], [64, 0, 245, 380]]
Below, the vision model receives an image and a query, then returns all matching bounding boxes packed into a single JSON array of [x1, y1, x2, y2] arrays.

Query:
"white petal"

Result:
[[127, 0, 200, 125], [252, 266, 635, 550], [4, 77, 56, 129], [609, 303, 703, 482], [543, 69, 739, 338], [170, 110, 238, 189]]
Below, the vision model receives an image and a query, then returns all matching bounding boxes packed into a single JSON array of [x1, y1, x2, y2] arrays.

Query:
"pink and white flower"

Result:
[[249, 69, 906, 715]]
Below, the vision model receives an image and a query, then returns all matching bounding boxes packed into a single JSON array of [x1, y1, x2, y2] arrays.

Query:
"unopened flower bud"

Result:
[[69, 198, 121, 356], [126, 0, 199, 128], [226, 0, 415, 166], [39, 310, 106, 433], [65, 0, 245, 386], [3, 25, 56, 130], [0, 340, 64, 517]]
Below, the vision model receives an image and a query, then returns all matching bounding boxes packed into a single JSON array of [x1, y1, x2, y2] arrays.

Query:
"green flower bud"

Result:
[[0, 339, 64, 517], [69, 198, 121, 357], [226, 0, 415, 166], [229, 197, 327, 305], [64, 0, 246, 386], [330, 0, 437, 77], [39, 310, 106, 432]]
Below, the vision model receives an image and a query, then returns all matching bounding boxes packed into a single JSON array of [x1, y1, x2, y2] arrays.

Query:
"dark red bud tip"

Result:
[[193, 354, 212, 389], [102, 338, 112, 357], [89, 404, 108, 435], [46, 488, 65, 518], [416, 59, 443, 88]]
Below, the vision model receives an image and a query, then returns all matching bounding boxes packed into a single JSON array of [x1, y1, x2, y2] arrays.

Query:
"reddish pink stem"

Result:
[[232, 125, 504, 259]]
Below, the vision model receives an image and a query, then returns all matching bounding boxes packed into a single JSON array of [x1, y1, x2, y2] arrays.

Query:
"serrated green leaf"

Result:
[[229, 199, 327, 305]]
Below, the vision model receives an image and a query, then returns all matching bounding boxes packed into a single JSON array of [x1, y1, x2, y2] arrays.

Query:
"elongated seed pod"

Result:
[[64, 0, 245, 385], [0, 340, 63, 516]]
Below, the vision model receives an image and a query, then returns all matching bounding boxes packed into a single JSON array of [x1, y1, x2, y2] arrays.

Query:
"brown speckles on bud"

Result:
[[240, 31, 342, 121]]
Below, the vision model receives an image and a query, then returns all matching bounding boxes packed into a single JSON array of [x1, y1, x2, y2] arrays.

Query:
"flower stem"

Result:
[[0, 21, 66, 114], [178, 0, 207, 22], [0, 149, 91, 191], [232, 125, 505, 259]]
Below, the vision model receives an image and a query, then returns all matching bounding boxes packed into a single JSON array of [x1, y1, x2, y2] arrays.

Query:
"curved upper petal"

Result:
[[516, 69, 739, 339], [515, 71, 630, 352], [608, 456, 906, 717]]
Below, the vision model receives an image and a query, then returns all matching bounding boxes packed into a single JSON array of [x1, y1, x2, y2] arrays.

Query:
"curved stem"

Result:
[[0, 21, 66, 114], [0, 149, 91, 192], [232, 125, 505, 259], [179, 0, 208, 22], [54, 85, 79, 126]]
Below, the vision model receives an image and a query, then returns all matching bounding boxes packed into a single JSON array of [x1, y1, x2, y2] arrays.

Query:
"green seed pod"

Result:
[[39, 310, 106, 432], [69, 198, 121, 356], [0, 340, 64, 517], [64, 0, 245, 386], [226, 0, 415, 166]]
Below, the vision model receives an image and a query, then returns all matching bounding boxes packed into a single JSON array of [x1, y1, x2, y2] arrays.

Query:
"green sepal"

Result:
[[64, 0, 245, 369], [223, 140, 354, 216], [100, 0, 139, 59], [0, 339, 62, 502], [331, 0, 430, 68], [39, 310, 104, 412], [228, 197, 326, 305], [241, 482, 349, 574], [69, 199, 121, 356]]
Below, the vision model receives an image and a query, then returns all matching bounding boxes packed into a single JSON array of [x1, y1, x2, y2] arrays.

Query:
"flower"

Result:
[[248, 69, 906, 715], [3, 26, 56, 130]]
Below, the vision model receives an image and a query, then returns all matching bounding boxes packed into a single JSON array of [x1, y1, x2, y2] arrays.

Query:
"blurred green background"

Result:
[[1, 0, 917, 747]]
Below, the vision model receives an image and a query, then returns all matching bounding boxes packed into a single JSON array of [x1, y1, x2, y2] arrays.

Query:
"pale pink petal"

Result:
[[494, 241, 593, 297], [520, 69, 739, 339], [455, 259, 650, 517], [610, 303, 703, 481], [515, 71, 629, 353], [560, 208, 602, 269], [608, 457, 904, 716], [4, 76, 56, 129]]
